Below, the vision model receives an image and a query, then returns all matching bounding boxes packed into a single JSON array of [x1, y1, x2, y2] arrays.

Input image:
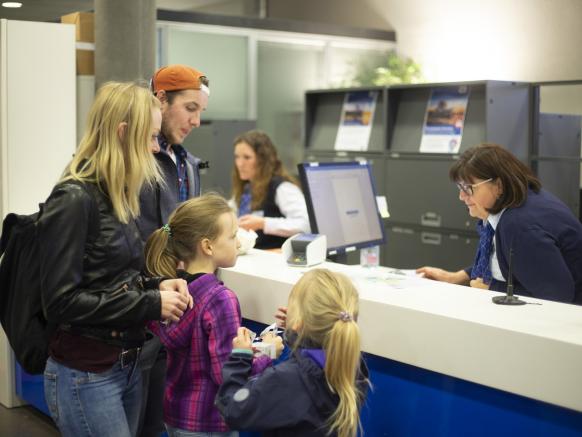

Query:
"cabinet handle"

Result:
[[392, 226, 414, 235], [421, 212, 441, 227], [421, 232, 442, 245]]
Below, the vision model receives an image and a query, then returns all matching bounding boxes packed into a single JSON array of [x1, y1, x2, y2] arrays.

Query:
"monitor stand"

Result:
[[328, 253, 349, 264]]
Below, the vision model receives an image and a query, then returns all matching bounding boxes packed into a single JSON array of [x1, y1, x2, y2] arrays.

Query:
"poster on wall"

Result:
[[334, 91, 378, 151], [419, 86, 470, 154]]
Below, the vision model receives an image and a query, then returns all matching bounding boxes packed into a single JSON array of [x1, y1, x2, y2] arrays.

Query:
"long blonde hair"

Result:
[[286, 269, 363, 437], [62, 81, 161, 223], [145, 193, 232, 277], [231, 130, 298, 210]]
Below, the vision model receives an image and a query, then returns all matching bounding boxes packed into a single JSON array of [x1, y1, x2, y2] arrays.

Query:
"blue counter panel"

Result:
[[15, 363, 49, 416], [15, 319, 582, 436]]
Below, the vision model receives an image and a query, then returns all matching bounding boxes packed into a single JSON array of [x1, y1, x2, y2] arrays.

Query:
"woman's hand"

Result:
[[160, 278, 193, 308], [416, 267, 470, 285], [261, 332, 284, 358], [159, 278, 193, 322], [233, 327, 253, 350], [274, 306, 287, 328], [238, 214, 265, 231], [470, 278, 490, 289]]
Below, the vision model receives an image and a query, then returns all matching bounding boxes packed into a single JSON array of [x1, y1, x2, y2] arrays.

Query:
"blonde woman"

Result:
[[39, 82, 192, 437], [231, 130, 310, 249], [216, 269, 370, 437], [144, 193, 281, 437]]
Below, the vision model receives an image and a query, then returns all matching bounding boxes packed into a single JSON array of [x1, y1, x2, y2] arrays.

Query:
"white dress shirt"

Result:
[[487, 209, 506, 282], [230, 181, 311, 237]]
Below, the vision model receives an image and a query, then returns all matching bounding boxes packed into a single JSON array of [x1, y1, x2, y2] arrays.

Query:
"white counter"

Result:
[[218, 249, 582, 413]]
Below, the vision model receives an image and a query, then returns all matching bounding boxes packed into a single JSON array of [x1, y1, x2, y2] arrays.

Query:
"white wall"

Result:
[[265, 0, 582, 83], [0, 19, 76, 408], [369, 0, 582, 82]]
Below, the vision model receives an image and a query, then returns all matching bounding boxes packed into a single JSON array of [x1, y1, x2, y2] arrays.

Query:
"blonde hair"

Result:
[[286, 269, 363, 437], [145, 193, 233, 277], [231, 130, 298, 211], [62, 81, 161, 223]]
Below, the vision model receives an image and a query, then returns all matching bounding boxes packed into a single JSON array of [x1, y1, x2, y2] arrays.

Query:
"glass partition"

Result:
[[166, 28, 249, 120]]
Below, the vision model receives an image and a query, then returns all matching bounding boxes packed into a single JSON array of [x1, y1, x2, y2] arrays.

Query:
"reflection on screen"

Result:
[[299, 162, 385, 253]]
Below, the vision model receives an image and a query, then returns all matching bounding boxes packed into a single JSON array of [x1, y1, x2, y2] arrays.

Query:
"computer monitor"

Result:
[[298, 161, 386, 256]]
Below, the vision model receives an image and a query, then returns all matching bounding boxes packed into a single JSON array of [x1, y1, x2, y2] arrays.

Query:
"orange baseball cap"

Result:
[[150, 64, 209, 94]]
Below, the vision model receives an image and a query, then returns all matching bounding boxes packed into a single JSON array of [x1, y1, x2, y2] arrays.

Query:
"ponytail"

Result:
[[287, 269, 363, 437], [145, 227, 179, 277], [325, 319, 361, 437], [144, 193, 233, 278]]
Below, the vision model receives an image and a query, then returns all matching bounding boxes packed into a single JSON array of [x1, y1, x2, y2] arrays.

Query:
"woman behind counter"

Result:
[[417, 143, 582, 304], [230, 130, 310, 249]]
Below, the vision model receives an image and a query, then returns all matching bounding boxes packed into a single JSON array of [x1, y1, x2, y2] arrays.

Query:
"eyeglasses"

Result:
[[456, 178, 493, 196]]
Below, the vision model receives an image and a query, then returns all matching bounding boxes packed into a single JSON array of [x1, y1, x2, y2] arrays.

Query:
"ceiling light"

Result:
[[2, 2, 23, 8]]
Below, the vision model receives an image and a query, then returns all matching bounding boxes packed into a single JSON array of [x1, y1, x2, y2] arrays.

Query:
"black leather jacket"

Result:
[[38, 181, 162, 345]]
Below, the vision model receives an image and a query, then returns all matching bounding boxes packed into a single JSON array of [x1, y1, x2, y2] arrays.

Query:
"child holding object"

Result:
[[216, 269, 370, 437], [145, 193, 283, 437]]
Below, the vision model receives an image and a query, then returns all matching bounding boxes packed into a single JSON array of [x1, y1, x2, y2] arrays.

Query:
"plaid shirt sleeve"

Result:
[[148, 307, 195, 350], [251, 354, 272, 375], [203, 288, 242, 387]]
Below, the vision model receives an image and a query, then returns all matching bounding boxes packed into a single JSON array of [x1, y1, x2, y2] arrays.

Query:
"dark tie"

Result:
[[471, 220, 494, 284], [238, 184, 252, 217]]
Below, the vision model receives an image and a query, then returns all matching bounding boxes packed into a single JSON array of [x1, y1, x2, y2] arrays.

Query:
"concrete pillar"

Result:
[[94, 0, 156, 89]]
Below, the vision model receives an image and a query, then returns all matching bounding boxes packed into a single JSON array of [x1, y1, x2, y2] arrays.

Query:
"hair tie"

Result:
[[161, 224, 172, 237], [338, 311, 352, 323]]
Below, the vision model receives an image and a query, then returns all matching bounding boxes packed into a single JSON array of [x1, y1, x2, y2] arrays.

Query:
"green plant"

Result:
[[351, 51, 424, 86]]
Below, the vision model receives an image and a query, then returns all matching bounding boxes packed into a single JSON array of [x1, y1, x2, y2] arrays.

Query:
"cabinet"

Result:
[[303, 81, 532, 269]]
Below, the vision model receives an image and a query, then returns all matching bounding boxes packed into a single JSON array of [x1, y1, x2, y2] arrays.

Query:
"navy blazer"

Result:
[[489, 189, 582, 304]]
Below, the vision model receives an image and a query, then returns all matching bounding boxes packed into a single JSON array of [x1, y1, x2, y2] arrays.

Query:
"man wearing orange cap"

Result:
[[137, 64, 210, 239], [136, 64, 210, 437]]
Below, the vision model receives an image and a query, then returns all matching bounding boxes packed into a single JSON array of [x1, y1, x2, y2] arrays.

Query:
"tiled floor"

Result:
[[0, 404, 60, 437]]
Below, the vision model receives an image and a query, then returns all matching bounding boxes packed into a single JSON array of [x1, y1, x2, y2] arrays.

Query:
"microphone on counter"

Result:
[[492, 244, 526, 305]]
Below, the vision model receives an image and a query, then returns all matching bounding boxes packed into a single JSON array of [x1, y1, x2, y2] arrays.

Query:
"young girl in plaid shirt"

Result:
[[145, 193, 283, 437]]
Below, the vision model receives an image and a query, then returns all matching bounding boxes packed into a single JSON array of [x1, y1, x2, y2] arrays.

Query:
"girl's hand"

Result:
[[262, 332, 284, 358], [274, 306, 287, 328], [233, 327, 253, 350], [238, 214, 265, 231]]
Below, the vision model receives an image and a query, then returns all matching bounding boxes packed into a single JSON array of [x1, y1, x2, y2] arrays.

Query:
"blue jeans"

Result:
[[165, 426, 238, 437], [44, 356, 142, 437]]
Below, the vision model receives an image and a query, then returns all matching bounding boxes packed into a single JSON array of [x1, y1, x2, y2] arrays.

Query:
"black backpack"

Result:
[[0, 182, 99, 374], [0, 208, 53, 374]]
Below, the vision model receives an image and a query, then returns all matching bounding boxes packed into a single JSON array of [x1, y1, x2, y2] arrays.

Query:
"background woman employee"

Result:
[[417, 143, 582, 304], [230, 130, 310, 249]]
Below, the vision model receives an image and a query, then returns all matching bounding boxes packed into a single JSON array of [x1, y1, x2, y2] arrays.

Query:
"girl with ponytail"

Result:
[[216, 269, 370, 437], [145, 193, 283, 437]]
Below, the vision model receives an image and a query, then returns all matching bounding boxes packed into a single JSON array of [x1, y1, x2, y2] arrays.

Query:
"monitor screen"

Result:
[[298, 161, 386, 255]]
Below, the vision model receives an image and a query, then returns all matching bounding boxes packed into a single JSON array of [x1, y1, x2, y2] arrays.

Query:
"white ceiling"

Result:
[[0, 0, 226, 22]]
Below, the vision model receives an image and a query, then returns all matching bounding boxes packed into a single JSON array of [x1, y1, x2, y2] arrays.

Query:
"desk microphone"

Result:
[[492, 245, 526, 305]]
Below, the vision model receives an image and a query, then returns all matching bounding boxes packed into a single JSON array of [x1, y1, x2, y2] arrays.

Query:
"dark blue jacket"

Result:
[[489, 189, 582, 304], [216, 350, 369, 436], [136, 146, 201, 242]]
